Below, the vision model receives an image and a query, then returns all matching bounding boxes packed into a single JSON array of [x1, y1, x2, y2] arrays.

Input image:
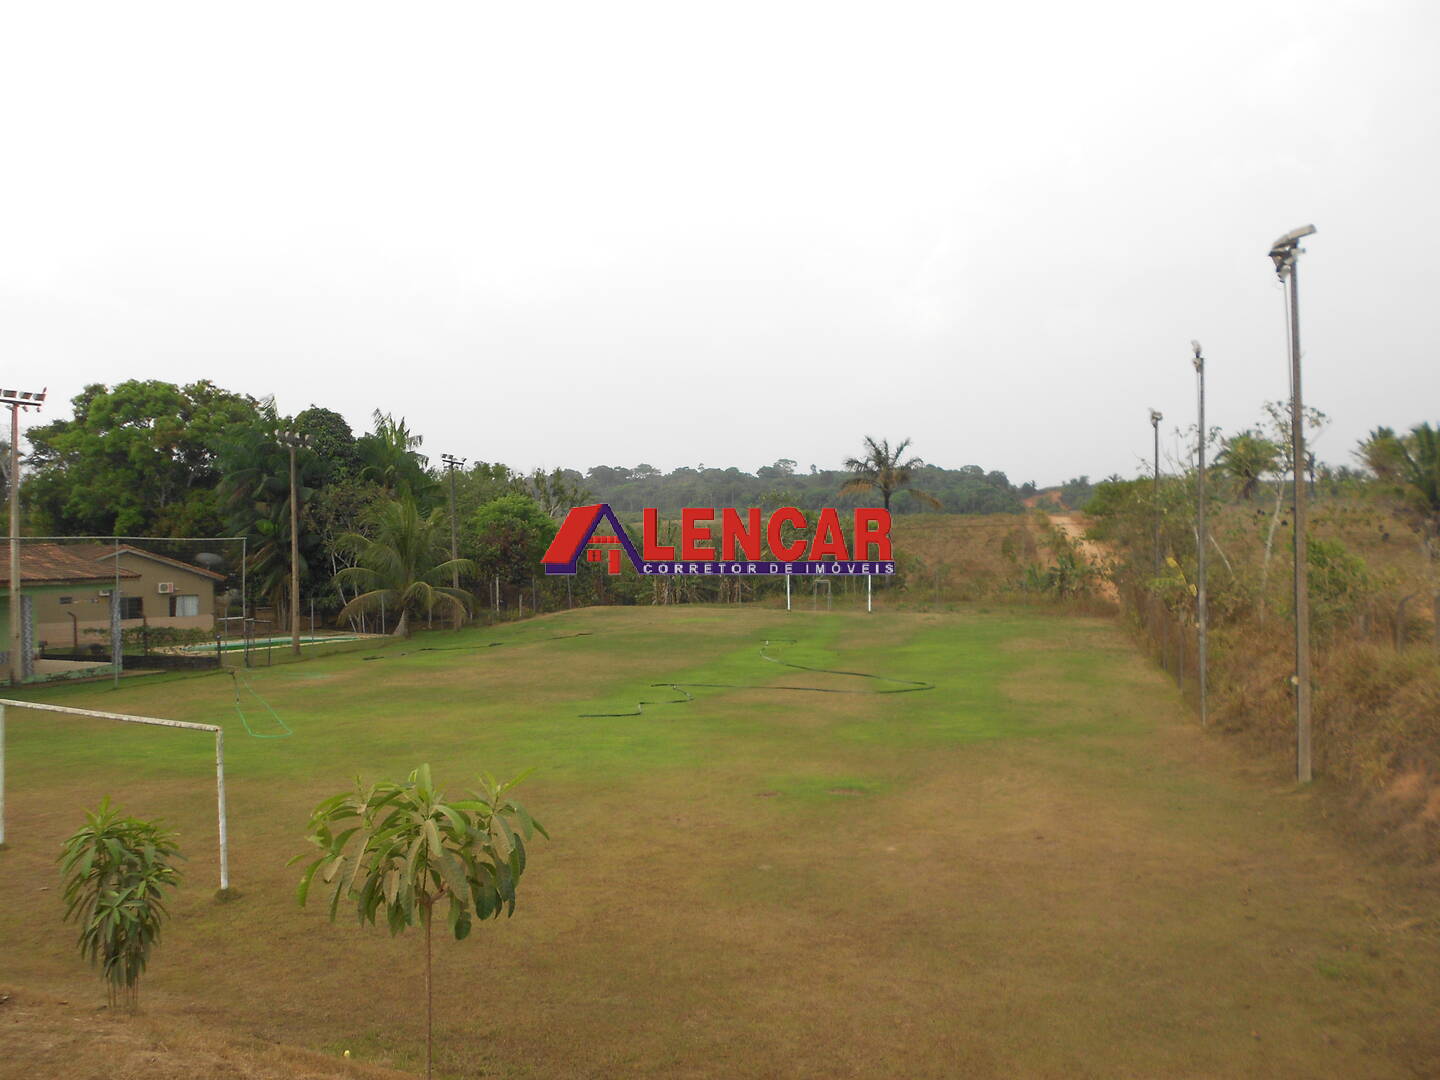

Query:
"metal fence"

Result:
[[1123, 583, 1202, 712]]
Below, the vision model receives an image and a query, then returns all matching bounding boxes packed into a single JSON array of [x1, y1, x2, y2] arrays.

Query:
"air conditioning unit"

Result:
[[157, 582, 175, 594]]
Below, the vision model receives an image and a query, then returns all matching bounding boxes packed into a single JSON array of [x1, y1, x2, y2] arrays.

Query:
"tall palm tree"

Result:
[[357, 411, 433, 498], [334, 495, 474, 636], [1361, 423, 1440, 653], [841, 436, 941, 511], [1214, 430, 1281, 500]]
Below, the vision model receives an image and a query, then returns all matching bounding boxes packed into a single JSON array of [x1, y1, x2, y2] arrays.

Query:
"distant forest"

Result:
[[560, 460, 1053, 514]]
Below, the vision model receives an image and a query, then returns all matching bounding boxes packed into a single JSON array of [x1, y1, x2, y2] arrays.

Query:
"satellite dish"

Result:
[[195, 552, 225, 570]]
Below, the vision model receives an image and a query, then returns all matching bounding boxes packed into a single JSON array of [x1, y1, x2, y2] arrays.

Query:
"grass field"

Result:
[[3, 606, 1440, 1078]]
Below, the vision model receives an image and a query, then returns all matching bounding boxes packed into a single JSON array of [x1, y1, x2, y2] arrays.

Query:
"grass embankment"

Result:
[[2, 606, 1439, 1077]]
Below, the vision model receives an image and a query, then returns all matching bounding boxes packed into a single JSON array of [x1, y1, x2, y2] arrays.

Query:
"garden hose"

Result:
[[579, 638, 934, 717], [360, 631, 595, 661]]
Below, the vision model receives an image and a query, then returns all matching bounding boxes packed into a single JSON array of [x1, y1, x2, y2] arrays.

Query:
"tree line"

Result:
[[19, 380, 1033, 628]]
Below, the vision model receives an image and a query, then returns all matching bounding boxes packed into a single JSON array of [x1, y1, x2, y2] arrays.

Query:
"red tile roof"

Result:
[[0, 543, 141, 586]]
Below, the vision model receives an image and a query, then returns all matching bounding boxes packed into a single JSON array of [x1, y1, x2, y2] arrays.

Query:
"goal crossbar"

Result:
[[0, 699, 229, 890]]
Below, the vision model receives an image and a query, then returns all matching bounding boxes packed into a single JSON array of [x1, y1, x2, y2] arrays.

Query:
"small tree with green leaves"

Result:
[[293, 765, 545, 1079], [58, 798, 183, 1010]]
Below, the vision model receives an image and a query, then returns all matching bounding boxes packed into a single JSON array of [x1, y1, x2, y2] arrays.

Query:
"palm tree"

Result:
[[1214, 430, 1281, 500], [1361, 423, 1440, 654], [357, 411, 433, 498], [841, 436, 941, 511], [333, 495, 474, 636]]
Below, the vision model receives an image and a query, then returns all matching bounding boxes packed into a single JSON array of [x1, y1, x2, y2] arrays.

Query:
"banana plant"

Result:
[[293, 765, 545, 1079]]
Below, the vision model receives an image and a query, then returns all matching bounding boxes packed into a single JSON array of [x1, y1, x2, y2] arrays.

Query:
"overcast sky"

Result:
[[3, 1, 1436, 487]]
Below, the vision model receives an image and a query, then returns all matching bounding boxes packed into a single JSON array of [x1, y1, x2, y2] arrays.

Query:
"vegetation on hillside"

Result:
[[1085, 405, 1440, 861]]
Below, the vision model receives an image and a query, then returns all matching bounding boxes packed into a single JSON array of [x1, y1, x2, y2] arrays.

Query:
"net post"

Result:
[[867, 574, 872, 613]]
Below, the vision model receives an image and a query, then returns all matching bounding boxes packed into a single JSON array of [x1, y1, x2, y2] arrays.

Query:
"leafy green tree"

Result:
[[1059, 475, 1096, 511], [295, 405, 361, 483], [310, 475, 387, 590], [357, 411, 435, 501], [217, 408, 324, 627], [1361, 422, 1440, 651], [25, 380, 258, 535], [524, 467, 592, 519], [294, 765, 545, 1079], [465, 494, 557, 590], [1214, 430, 1280, 499], [334, 495, 473, 635], [841, 436, 942, 512], [438, 461, 522, 528], [58, 799, 183, 1010]]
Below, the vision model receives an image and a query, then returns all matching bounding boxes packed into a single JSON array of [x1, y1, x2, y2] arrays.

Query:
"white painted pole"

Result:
[[867, 575, 872, 613], [785, 573, 791, 611], [215, 727, 229, 891], [0, 699, 229, 889]]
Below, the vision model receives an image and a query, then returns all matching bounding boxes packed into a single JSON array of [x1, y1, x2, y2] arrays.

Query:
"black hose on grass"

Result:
[[361, 631, 594, 661], [579, 638, 934, 718]]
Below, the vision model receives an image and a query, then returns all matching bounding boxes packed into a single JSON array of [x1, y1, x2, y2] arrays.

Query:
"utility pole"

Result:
[[1269, 224, 1317, 784], [1192, 342, 1208, 728], [278, 425, 310, 657], [441, 454, 465, 630], [2, 388, 44, 685], [1149, 409, 1163, 578]]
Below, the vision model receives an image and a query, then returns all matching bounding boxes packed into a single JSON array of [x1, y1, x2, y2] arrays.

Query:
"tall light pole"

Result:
[[278, 425, 310, 657], [1149, 409, 1164, 578], [441, 454, 466, 630], [1191, 342, 1208, 728], [440, 454, 465, 589], [1269, 223, 1317, 784], [3, 388, 44, 685]]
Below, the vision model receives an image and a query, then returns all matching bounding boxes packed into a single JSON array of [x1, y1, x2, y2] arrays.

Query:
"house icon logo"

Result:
[[541, 504, 643, 576]]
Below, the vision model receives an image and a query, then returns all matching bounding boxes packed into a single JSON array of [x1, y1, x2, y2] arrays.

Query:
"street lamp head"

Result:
[[1268, 224, 1316, 278], [1191, 340, 1204, 371], [1149, 409, 1163, 427], [1270, 224, 1316, 251]]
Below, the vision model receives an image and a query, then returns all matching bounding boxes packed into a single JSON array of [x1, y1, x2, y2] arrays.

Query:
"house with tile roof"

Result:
[[0, 543, 223, 664]]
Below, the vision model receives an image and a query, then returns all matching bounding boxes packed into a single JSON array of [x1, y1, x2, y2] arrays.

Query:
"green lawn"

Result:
[[2, 606, 1438, 1078]]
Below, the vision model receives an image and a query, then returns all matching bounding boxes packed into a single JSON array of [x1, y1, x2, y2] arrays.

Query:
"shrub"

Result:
[[58, 799, 183, 1009]]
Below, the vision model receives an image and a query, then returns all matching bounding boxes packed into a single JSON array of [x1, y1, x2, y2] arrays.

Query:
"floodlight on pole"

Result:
[[1268, 223, 1316, 784], [2, 387, 45, 686], [1191, 341, 1208, 728], [277, 425, 310, 657]]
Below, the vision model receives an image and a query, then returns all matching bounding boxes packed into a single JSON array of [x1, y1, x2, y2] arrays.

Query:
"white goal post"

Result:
[[0, 699, 229, 891]]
